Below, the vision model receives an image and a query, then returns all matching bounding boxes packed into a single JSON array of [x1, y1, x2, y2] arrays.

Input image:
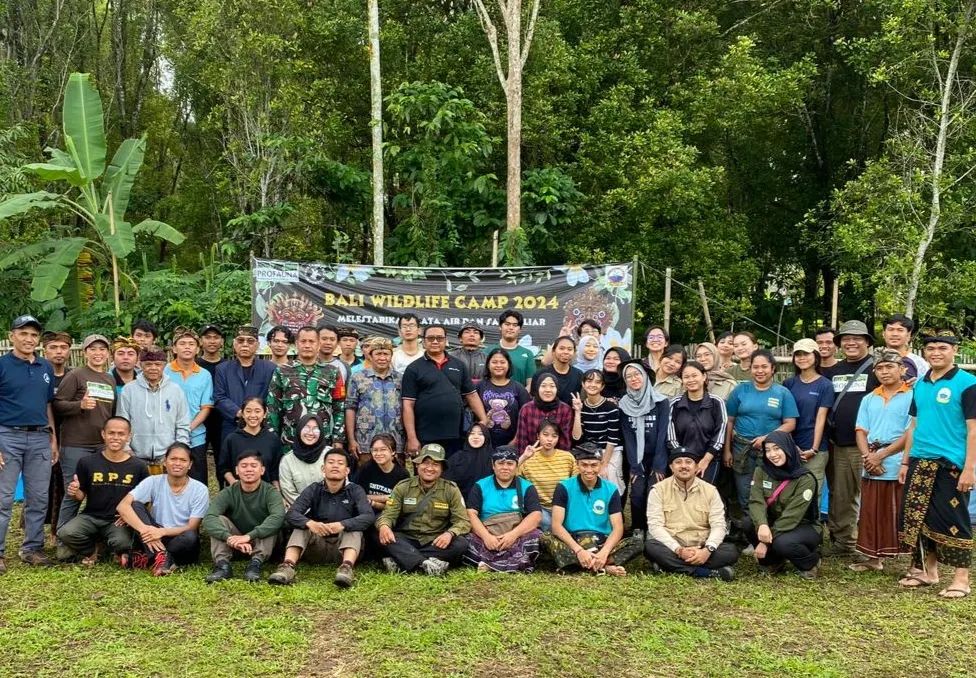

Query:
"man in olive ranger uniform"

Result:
[[265, 325, 346, 456], [376, 444, 470, 575]]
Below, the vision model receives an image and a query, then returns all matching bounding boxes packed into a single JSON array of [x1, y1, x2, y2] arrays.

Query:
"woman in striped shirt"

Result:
[[571, 369, 624, 493]]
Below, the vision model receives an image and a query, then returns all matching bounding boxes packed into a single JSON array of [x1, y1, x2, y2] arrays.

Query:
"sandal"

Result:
[[938, 586, 971, 599], [848, 562, 883, 573], [898, 574, 936, 588], [605, 565, 627, 577]]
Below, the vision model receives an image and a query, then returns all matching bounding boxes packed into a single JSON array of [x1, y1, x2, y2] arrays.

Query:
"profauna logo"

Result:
[[592, 499, 606, 515], [936, 387, 952, 404]]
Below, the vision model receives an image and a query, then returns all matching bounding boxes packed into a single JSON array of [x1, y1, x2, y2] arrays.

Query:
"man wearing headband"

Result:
[[344, 337, 403, 463], [464, 445, 543, 573], [543, 443, 642, 575], [110, 336, 141, 397], [897, 331, 976, 599], [644, 448, 738, 580], [375, 444, 470, 575], [118, 345, 190, 470], [213, 325, 277, 444]]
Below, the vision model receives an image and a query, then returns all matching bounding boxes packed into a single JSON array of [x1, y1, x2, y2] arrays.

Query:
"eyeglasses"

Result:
[[647, 333, 666, 340], [425, 335, 447, 342]]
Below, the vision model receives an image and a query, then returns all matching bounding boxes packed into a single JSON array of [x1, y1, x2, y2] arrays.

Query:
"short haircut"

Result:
[[717, 331, 733, 342], [645, 325, 669, 342], [266, 325, 293, 343], [538, 419, 563, 438], [498, 309, 524, 327], [297, 325, 319, 339], [164, 442, 193, 460], [397, 313, 420, 328], [883, 314, 914, 333], [813, 326, 836, 339], [552, 335, 576, 350], [423, 323, 448, 337], [750, 348, 776, 365], [576, 319, 601, 336], [484, 348, 513, 379], [679, 360, 707, 378], [235, 449, 265, 465], [315, 322, 337, 335], [241, 396, 266, 411], [104, 416, 131, 431], [131, 319, 158, 337], [662, 344, 687, 362], [323, 448, 349, 463], [370, 433, 398, 454]]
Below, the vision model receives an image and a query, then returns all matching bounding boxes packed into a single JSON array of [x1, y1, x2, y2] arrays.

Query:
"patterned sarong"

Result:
[[464, 530, 542, 572], [898, 458, 973, 569]]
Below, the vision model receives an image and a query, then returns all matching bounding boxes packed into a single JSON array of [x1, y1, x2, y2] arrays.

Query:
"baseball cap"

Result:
[[81, 334, 110, 350], [414, 443, 446, 464], [792, 338, 819, 355], [11, 315, 42, 331], [200, 324, 224, 337], [458, 322, 484, 338]]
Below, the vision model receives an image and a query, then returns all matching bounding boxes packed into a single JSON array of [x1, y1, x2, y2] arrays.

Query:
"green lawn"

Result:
[[1, 519, 975, 677]]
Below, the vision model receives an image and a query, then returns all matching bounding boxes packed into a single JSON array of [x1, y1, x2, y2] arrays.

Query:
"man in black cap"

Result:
[[644, 448, 738, 580], [213, 325, 278, 450], [197, 324, 226, 471], [827, 320, 879, 558], [0, 315, 58, 572], [542, 443, 642, 575], [449, 322, 487, 384]]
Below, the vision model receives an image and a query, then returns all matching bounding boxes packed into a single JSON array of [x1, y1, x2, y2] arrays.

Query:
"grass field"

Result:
[[1, 514, 975, 677]]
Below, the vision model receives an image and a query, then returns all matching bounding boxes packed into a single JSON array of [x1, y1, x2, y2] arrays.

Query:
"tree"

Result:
[[368, 0, 385, 265], [470, 0, 542, 259], [0, 73, 184, 318]]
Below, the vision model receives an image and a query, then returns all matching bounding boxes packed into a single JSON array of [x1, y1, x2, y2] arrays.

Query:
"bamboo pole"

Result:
[[698, 279, 715, 343], [663, 267, 672, 334], [831, 278, 839, 328]]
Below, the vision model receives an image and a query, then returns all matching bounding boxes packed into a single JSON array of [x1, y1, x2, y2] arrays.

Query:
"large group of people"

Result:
[[0, 308, 973, 599]]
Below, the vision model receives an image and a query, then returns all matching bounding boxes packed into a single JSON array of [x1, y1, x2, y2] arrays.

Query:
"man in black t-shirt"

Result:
[[197, 324, 226, 469], [57, 417, 149, 564], [827, 321, 879, 558]]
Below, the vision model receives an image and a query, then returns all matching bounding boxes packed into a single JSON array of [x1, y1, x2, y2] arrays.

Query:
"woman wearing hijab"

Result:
[[601, 347, 631, 402], [514, 373, 573, 453], [278, 413, 330, 506], [743, 430, 822, 578], [693, 342, 737, 401], [445, 423, 496, 499], [575, 335, 603, 372], [619, 361, 671, 540], [464, 445, 543, 572]]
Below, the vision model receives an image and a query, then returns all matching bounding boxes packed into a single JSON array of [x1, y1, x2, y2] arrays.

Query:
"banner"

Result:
[[251, 258, 635, 357]]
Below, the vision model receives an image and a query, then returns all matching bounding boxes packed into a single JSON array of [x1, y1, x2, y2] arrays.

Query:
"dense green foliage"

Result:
[[0, 0, 974, 340]]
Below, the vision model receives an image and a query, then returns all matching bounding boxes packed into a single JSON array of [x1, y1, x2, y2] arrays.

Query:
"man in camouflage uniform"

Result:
[[265, 325, 346, 456], [375, 444, 470, 575]]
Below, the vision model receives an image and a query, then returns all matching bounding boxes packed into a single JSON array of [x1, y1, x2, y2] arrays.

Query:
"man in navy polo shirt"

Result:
[[0, 315, 59, 573], [897, 331, 976, 599], [401, 323, 489, 459], [542, 443, 642, 575]]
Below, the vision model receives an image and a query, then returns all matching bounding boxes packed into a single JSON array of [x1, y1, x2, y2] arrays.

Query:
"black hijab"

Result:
[[444, 423, 496, 498], [292, 414, 327, 464], [601, 347, 631, 399], [532, 373, 561, 412], [761, 430, 807, 481]]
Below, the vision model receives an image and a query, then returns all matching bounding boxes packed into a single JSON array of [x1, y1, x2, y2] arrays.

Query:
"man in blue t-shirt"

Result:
[[165, 327, 214, 486], [118, 442, 210, 575], [897, 332, 976, 599], [0, 315, 58, 572], [542, 443, 643, 575]]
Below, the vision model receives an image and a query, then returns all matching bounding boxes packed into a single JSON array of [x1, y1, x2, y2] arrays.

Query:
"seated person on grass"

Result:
[[542, 443, 642, 576], [117, 442, 210, 576], [644, 447, 738, 581], [202, 450, 285, 584], [376, 444, 470, 576], [464, 445, 543, 573], [269, 448, 374, 588], [58, 417, 149, 565]]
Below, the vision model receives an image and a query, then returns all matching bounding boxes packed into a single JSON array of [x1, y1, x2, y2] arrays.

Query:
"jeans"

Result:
[[0, 426, 53, 555], [57, 445, 101, 530]]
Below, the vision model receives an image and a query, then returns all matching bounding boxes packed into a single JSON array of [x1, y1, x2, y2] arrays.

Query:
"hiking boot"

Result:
[[205, 560, 233, 584], [741, 544, 755, 556], [382, 557, 403, 574], [268, 563, 296, 586], [334, 563, 355, 588], [19, 549, 52, 566], [799, 565, 819, 580], [713, 566, 735, 582], [420, 557, 450, 576], [152, 552, 177, 577], [242, 557, 264, 583], [0, 556, 6, 575]]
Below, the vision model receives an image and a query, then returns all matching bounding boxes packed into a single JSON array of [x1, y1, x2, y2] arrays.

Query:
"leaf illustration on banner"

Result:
[[254, 293, 267, 319], [455, 284, 468, 292], [446, 278, 453, 293]]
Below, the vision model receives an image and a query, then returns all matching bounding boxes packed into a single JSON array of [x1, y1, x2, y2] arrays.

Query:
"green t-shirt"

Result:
[[484, 344, 537, 386]]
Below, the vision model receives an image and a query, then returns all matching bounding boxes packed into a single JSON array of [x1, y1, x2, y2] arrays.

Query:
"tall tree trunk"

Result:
[[904, 1, 976, 317], [368, 0, 384, 265]]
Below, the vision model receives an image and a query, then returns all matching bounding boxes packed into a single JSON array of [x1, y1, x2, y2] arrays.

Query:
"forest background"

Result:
[[0, 0, 974, 346]]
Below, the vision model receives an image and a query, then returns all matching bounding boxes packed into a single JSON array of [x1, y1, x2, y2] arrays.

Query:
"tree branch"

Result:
[[521, 0, 542, 68], [472, 0, 509, 94]]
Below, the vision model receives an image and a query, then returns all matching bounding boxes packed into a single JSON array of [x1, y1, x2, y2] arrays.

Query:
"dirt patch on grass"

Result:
[[299, 612, 362, 678]]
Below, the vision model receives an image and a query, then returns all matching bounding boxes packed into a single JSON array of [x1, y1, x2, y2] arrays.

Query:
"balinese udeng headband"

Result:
[[112, 336, 141, 353], [139, 347, 168, 362], [492, 446, 519, 463]]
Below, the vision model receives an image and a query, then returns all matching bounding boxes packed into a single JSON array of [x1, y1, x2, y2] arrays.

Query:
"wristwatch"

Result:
[[705, 544, 716, 553]]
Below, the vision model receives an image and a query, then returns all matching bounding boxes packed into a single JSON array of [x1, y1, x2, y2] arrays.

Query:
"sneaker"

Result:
[[243, 557, 264, 583], [420, 557, 450, 576], [205, 560, 233, 584], [268, 563, 296, 586], [334, 563, 355, 588], [56, 543, 76, 562], [741, 545, 755, 556], [19, 550, 52, 566], [647, 561, 662, 575], [131, 552, 150, 570], [713, 565, 735, 582], [152, 552, 177, 577], [799, 565, 820, 580], [382, 557, 403, 574], [0, 556, 6, 575]]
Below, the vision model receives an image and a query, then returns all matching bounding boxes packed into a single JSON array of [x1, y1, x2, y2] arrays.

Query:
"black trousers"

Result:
[[188, 444, 208, 487], [644, 538, 739, 576], [741, 516, 821, 572], [132, 501, 201, 565], [629, 473, 658, 531], [382, 532, 469, 572]]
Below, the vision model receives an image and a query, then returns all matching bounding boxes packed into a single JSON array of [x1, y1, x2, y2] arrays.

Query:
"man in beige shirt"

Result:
[[644, 447, 739, 580]]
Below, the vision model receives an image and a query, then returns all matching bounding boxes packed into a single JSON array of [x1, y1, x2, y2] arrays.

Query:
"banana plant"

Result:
[[0, 72, 185, 319]]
